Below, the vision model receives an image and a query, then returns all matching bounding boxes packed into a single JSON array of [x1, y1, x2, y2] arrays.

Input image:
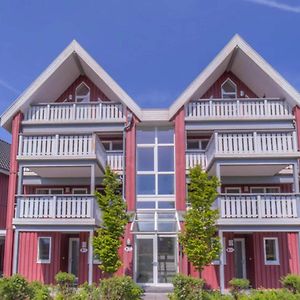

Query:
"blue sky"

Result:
[[0, 0, 300, 142]]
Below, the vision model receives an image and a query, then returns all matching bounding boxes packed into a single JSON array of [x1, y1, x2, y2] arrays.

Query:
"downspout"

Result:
[[122, 111, 133, 201]]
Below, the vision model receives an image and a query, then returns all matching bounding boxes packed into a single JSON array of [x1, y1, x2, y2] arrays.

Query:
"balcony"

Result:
[[186, 131, 298, 170], [216, 193, 300, 224], [185, 98, 293, 121], [17, 134, 123, 171], [23, 102, 126, 124], [14, 194, 100, 225]]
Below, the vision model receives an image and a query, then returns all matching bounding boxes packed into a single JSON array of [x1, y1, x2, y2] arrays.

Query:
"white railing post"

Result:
[[236, 100, 240, 117], [54, 134, 59, 155], [257, 195, 262, 218], [209, 100, 213, 117], [72, 103, 76, 121], [18, 135, 23, 156], [253, 132, 258, 153], [51, 196, 57, 218], [293, 131, 298, 152]]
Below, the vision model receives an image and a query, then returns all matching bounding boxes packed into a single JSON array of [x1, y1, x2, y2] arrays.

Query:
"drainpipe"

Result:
[[122, 111, 133, 201]]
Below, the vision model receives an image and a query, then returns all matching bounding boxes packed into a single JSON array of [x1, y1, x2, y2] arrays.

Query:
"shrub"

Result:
[[99, 276, 143, 300], [73, 282, 100, 300], [281, 274, 300, 294], [228, 278, 250, 300], [244, 289, 300, 300], [170, 274, 205, 300], [29, 281, 51, 300], [0, 274, 32, 300], [202, 290, 233, 300], [55, 272, 76, 299]]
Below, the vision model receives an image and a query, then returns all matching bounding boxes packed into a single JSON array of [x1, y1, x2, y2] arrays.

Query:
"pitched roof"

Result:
[[168, 34, 300, 118], [0, 40, 142, 131], [0, 139, 10, 173]]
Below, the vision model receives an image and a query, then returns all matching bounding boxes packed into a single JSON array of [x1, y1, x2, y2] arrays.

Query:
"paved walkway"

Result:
[[143, 293, 169, 300]]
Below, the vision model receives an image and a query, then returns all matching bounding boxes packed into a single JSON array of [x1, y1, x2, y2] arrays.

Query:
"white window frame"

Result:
[[75, 82, 90, 103], [37, 237, 51, 264], [250, 186, 280, 194], [72, 188, 88, 194], [221, 78, 237, 99], [225, 187, 242, 194], [263, 237, 280, 265], [136, 127, 175, 197], [186, 139, 209, 151], [36, 188, 64, 195]]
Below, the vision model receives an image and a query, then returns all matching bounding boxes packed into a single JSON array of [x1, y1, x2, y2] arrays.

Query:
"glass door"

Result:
[[68, 238, 80, 278], [135, 235, 177, 285], [234, 238, 246, 279], [136, 236, 154, 284], [157, 236, 177, 283]]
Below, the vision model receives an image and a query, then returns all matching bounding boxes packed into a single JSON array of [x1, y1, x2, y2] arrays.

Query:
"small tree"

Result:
[[179, 165, 221, 277], [93, 166, 129, 275]]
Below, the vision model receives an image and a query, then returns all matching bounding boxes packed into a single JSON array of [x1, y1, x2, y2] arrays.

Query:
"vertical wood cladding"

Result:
[[18, 232, 61, 284], [55, 75, 109, 102], [0, 173, 9, 229], [201, 71, 257, 99]]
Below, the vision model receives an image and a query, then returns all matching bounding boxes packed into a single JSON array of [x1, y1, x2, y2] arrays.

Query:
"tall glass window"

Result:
[[136, 127, 175, 196]]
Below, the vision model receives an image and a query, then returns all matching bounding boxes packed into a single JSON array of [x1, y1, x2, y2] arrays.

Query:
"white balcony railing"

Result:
[[18, 134, 123, 171], [186, 151, 207, 169], [186, 131, 298, 169], [24, 102, 125, 123], [16, 195, 96, 219], [217, 194, 299, 219], [185, 98, 292, 120]]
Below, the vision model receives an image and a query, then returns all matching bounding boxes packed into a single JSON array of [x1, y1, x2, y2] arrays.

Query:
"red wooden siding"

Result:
[[125, 110, 138, 211], [55, 75, 109, 103], [18, 232, 61, 284], [0, 173, 9, 229], [4, 112, 22, 276], [201, 71, 257, 99], [174, 107, 186, 211]]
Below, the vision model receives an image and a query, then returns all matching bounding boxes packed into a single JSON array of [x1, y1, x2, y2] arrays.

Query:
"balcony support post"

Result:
[[17, 165, 23, 195], [293, 162, 299, 193], [88, 230, 94, 285], [219, 230, 225, 294], [12, 229, 19, 274], [90, 164, 95, 193], [216, 163, 221, 193]]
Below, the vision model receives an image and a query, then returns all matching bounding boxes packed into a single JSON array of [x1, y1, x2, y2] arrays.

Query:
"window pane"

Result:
[[158, 147, 174, 171], [137, 175, 155, 195], [112, 141, 123, 151], [39, 238, 50, 260], [222, 80, 236, 93], [136, 201, 156, 209], [157, 221, 177, 232], [158, 201, 175, 209], [266, 187, 280, 193], [265, 239, 277, 261], [187, 140, 199, 150], [157, 127, 174, 144], [200, 140, 209, 150], [137, 148, 154, 171], [251, 188, 265, 193], [137, 128, 155, 144], [158, 174, 174, 195]]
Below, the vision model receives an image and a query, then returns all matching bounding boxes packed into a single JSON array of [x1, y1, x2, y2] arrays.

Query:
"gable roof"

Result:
[[0, 139, 10, 174], [168, 34, 300, 119], [0, 40, 142, 131]]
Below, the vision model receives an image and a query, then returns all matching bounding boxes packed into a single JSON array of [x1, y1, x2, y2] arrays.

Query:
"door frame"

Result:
[[68, 237, 80, 276], [134, 234, 178, 286], [234, 238, 247, 279]]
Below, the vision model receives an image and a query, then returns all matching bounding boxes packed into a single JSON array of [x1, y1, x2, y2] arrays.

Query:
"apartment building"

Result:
[[1, 35, 300, 291]]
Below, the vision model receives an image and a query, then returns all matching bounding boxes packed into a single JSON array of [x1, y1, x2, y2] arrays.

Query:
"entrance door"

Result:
[[234, 238, 246, 279], [68, 238, 80, 278], [135, 235, 177, 285]]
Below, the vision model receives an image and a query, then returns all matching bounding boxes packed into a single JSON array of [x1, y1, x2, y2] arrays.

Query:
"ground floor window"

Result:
[[264, 237, 279, 265], [37, 237, 51, 263]]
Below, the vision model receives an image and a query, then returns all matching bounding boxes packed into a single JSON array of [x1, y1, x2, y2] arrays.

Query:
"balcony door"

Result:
[[135, 235, 177, 285], [234, 238, 246, 279]]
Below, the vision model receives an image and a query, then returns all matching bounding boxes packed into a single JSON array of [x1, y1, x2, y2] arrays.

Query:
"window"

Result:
[[75, 82, 90, 102], [102, 140, 123, 151], [37, 237, 51, 263], [36, 188, 64, 195], [72, 188, 88, 194], [186, 139, 209, 151], [264, 238, 279, 265], [225, 187, 241, 193], [250, 187, 280, 194], [221, 78, 237, 99], [136, 127, 174, 196]]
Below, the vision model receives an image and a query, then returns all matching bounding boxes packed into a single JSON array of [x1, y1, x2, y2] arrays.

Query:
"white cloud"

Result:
[[245, 0, 300, 13], [0, 78, 20, 94]]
